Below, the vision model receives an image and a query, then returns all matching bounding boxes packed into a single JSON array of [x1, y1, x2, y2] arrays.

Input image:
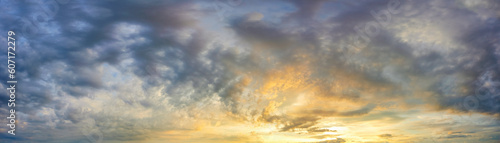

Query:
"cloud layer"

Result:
[[0, 0, 499, 142]]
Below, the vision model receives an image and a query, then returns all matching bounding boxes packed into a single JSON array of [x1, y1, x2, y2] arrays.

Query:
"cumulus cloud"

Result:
[[0, 0, 499, 142]]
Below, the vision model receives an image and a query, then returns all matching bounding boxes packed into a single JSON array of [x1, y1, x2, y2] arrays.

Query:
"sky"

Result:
[[0, 0, 500, 142]]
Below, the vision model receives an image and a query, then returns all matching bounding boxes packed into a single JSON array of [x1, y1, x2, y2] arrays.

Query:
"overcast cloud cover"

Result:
[[0, 0, 500, 142]]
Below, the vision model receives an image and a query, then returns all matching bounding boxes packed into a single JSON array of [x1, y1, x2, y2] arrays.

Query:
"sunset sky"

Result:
[[1, 0, 500, 142]]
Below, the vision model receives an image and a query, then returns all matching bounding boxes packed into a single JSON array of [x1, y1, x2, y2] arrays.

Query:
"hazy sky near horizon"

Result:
[[1, 0, 500, 142]]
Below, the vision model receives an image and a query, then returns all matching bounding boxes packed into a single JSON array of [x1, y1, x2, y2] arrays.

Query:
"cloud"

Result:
[[442, 134, 471, 139], [1, 0, 500, 142], [307, 127, 336, 133], [317, 138, 346, 143], [283, 0, 327, 22], [299, 104, 376, 117], [378, 133, 393, 138]]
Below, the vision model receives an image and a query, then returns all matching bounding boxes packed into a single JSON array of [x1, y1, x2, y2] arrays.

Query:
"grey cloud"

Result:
[[307, 127, 336, 133], [442, 134, 471, 139], [317, 138, 346, 143], [230, 14, 295, 50], [301, 104, 376, 117], [378, 133, 393, 138], [0, 0, 231, 142], [279, 116, 320, 132], [283, 0, 326, 22], [1, 0, 500, 142]]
